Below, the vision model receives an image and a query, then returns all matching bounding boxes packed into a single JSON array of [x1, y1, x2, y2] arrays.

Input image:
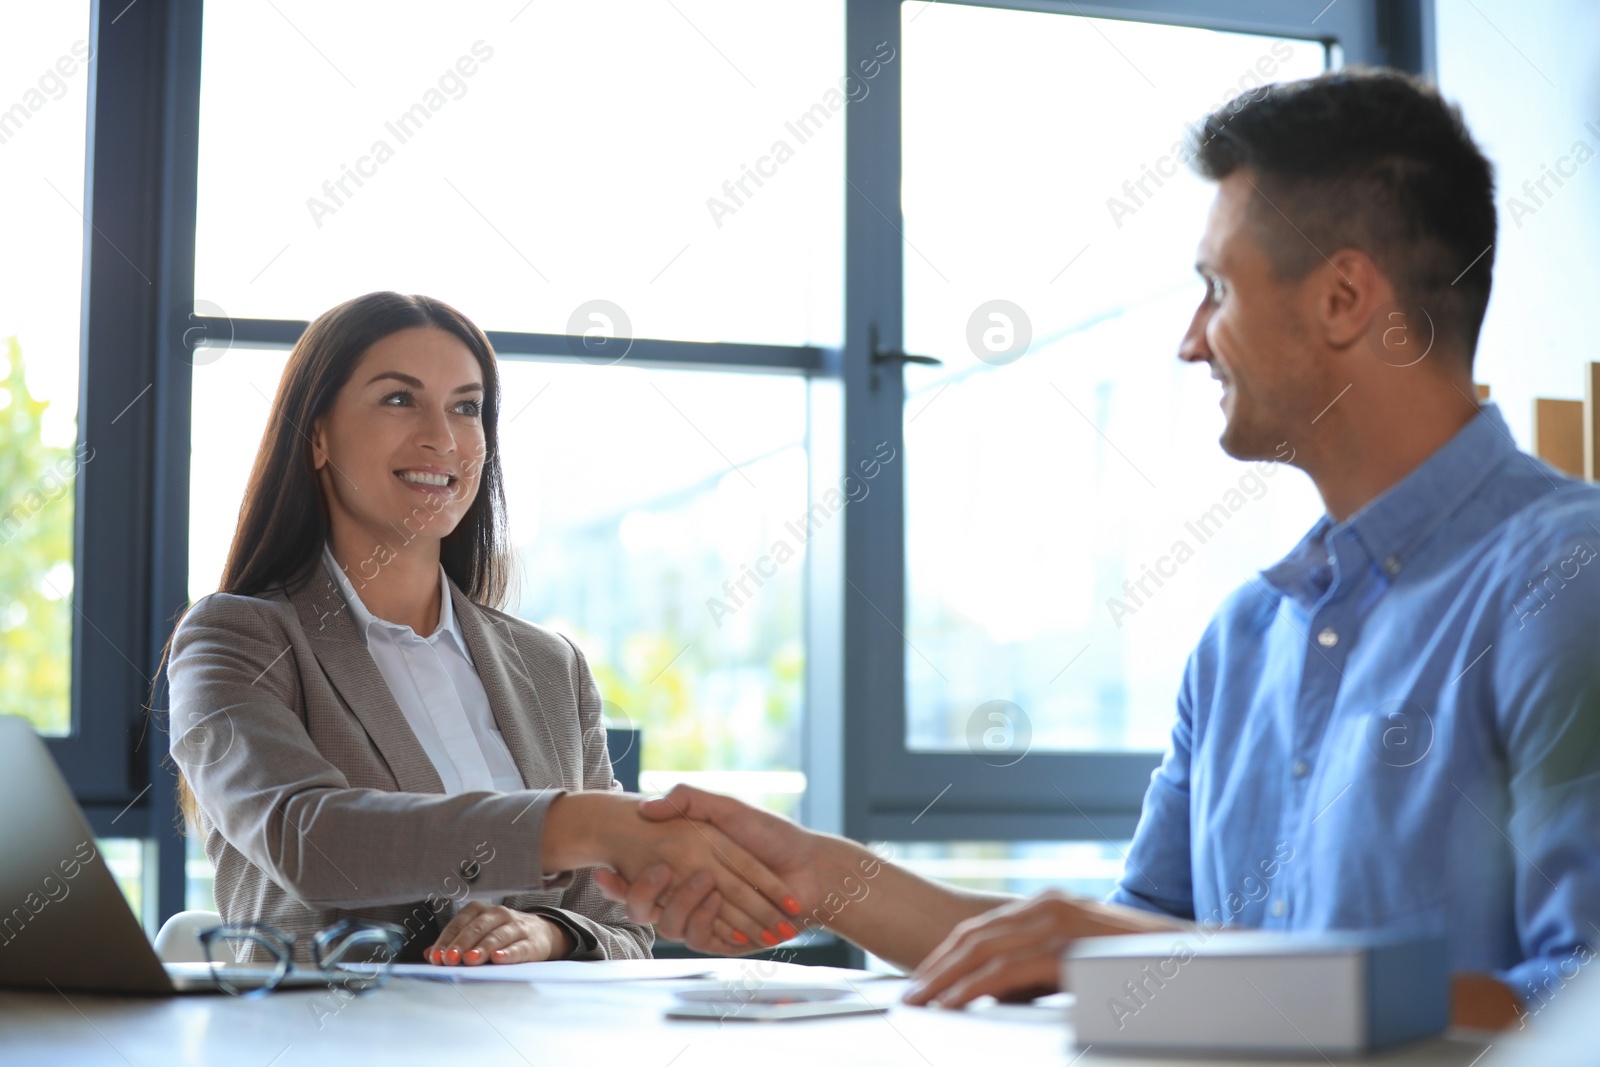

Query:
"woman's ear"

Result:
[[310, 417, 328, 472]]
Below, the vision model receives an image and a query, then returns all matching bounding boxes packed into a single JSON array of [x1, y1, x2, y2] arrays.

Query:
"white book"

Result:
[[1067, 931, 1449, 1057]]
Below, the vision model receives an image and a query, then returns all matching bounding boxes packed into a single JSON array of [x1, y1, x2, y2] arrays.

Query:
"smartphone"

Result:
[[665, 985, 889, 1022]]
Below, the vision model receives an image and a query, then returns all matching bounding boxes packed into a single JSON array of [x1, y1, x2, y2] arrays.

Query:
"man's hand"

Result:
[[592, 785, 836, 954], [1451, 972, 1523, 1030], [425, 903, 573, 965], [907, 891, 1529, 1023], [543, 791, 801, 950], [903, 890, 1186, 1008]]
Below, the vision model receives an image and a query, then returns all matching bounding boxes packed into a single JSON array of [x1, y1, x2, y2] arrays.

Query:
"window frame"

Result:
[[53, 0, 205, 928], [60, 0, 1428, 929], [837, 0, 1426, 845]]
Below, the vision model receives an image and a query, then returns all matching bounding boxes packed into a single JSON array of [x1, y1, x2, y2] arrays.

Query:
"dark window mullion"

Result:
[[56, 0, 175, 804], [841, 0, 910, 842], [199, 318, 822, 373]]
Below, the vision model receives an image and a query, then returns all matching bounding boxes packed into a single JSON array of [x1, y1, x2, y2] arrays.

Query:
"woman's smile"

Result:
[[395, 467, 458, 494]]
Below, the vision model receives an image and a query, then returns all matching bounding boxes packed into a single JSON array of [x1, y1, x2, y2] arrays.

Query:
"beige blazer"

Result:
[[167, 552, 652, 962]]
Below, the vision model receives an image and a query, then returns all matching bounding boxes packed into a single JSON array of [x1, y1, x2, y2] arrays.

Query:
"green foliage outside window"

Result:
[[0, 338, 77, 736]]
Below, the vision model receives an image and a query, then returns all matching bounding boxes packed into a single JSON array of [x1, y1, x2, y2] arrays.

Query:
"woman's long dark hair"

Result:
[[224, 291, 514, 602], [160, 292, 517, 828]]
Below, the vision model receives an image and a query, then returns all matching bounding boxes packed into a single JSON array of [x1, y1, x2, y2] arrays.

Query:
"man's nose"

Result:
[[1178, 304, 1212, 364]]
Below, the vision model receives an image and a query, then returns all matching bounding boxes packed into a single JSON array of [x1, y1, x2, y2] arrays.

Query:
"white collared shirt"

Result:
[[320, 541, 525, 796]]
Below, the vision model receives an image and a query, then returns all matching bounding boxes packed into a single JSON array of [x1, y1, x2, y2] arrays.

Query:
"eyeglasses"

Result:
[[197, 919, 406, 997]]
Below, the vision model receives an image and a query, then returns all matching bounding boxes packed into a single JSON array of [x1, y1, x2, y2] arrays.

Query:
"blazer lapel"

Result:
[[289, 555, 446, 795], [449, 581, 569, 788]]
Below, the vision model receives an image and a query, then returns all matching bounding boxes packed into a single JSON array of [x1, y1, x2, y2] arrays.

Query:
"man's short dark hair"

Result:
[[1188, 69, 1497, 363]]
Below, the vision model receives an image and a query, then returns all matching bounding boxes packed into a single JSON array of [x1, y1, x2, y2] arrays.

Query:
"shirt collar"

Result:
[[321, 540, 468, 655], [1260, 515, 1337, 607], [1262, 402, 1519, 600], [1339, 401, 1519, 569]]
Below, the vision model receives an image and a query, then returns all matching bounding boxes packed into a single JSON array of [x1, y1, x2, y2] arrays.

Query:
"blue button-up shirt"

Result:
[[1110, 402, 1600, 1006]]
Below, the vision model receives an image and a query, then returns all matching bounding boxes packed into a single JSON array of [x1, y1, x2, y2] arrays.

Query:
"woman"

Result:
[[165, 292, 799, 965]]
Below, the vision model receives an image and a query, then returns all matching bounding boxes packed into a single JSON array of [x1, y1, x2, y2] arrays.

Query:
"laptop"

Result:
[[0, 715, 326, 994]]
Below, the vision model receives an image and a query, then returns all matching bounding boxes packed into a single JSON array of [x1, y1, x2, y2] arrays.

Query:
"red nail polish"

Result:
[[466, 949, 482, 963], [782, 896, 801, 916], [777, 921, 797, 940], [759, 929, 778, 947], [446, 948, 460, 964], [731, 930, 749, 945]]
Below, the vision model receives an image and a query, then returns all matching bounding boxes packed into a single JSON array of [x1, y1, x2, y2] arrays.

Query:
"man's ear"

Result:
[[1315, 248, 1394, 352]]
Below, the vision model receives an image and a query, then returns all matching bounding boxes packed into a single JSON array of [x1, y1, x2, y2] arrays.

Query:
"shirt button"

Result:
[[1270, 899, 1287, 918], [1317, 627, 1339, 648], [1383, 556, 1402, 576], [1292, 760, 1310, 778]]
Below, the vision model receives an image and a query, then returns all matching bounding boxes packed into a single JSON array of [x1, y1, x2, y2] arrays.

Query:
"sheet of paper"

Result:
[[390, 959, 717, 984]]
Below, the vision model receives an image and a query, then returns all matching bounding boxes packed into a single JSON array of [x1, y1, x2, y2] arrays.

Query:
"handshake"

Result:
[[540, 785, 1199, 1012], [543, 785, 836, 955]]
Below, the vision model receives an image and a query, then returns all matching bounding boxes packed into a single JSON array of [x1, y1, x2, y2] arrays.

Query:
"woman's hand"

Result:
[[542, 791, 803, 952], [425, 902, 574, 965]]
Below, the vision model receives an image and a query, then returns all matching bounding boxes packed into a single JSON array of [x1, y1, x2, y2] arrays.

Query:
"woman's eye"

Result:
[[381, 391, 479, 416]]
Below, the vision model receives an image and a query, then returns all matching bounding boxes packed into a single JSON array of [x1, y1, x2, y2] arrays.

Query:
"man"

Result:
[[596, 70, 1600, 1029]]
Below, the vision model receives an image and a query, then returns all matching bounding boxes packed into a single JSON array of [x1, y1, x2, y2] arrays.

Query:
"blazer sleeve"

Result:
[[169, 592, 574, 909], [518, 638, 654, 960]]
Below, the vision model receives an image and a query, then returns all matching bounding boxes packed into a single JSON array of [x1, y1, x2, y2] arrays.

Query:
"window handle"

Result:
[[869, 323, 943, 368], [870, 326, 940, 399], [874, 350, 942, 366]]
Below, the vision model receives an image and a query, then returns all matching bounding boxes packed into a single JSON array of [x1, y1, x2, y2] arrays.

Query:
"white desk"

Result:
[[0, 966, 1496, 1067]]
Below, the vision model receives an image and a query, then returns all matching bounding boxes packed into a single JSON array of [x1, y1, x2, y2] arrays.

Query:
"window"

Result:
[[878, 839, 1129, 897], [0, 4, 92, 737], [98, 838, 147, 922], [496, 363, 811, 818], [841, 0, 1393, 844], [901, 6, 1328, 754], [194, 0, 844, 347]]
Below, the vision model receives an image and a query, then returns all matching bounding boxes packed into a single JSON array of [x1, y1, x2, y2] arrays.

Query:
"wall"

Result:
[[1435, 0, 1600, 451]]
